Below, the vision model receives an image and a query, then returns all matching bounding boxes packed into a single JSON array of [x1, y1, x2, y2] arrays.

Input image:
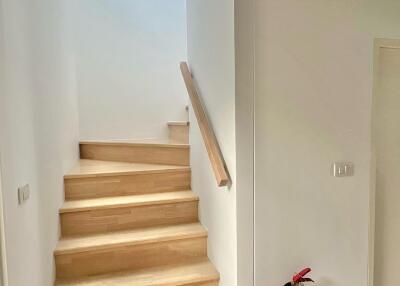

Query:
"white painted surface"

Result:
[[0, 162, 7, 286], [186, 1, 237, 285], [0, 2, 8, 284], [0, 1, 79, 285], [72, 0, 188, 141], [235, 0, 255, 285], [0, 170, 6, 286], [373, 43, 400, 286], [254, 1, 400, 286]]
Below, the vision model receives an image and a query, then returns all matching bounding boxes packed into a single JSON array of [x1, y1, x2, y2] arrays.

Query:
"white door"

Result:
[[0, 165, 7, 286], [373, 40, 400, 286], [0, 165, 6, 286]]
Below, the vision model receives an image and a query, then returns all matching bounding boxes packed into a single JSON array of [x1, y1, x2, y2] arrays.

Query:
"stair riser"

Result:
[[80, 144, 190, 166], [61, 201, 199, 236], [65, 170, 191, 200], [169, 125, 189, 144], [55, 237, 207, 279]]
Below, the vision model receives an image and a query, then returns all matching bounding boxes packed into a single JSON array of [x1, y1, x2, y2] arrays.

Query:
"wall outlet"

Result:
[[332, 162, 354, 177], [18, 184, 30, 204]]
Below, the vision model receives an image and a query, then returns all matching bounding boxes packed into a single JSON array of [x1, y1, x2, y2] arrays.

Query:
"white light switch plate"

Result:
[[18, 184, 30, 204], [332, 162, 354, 177]]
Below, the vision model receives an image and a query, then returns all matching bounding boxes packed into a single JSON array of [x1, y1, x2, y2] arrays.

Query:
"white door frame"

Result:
[[0, 0, 8, 283], [369, 38, 400, 286], [0, 161, 8, 286]]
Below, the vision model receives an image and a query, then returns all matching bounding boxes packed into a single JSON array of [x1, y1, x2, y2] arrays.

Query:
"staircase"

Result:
[[54, 121, 219, 285]]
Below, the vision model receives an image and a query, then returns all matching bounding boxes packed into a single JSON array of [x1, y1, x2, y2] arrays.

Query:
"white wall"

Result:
[[235, 0, 255, 285], [186, 1, 237, 286], [254, 1, 400, 286], [0, 0, 80, 285], [72, 0, 188, 141]]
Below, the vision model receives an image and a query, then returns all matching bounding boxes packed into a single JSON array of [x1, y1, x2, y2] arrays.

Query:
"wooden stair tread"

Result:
[[60, 191, 198, 213], [65, 159, 190, 179], [55, 260, 219, 286], [80, 140, 189, 148], [55, 223, 207, 255]]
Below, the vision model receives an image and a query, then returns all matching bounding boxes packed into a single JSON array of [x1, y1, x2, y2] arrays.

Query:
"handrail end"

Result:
[[218, 178, 231, 188]]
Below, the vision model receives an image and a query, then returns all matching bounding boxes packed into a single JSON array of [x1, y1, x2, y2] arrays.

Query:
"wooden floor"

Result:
[[54, 141, 219, 285]]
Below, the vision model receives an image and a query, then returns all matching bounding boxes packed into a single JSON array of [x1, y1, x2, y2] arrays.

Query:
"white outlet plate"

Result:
[[18, 184, 30, 204], [332, 162, 354, 177]]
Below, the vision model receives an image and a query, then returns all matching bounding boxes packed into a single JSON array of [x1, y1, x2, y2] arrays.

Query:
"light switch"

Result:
[[18, 184, 30, 204], [332, 162, 354, 177]]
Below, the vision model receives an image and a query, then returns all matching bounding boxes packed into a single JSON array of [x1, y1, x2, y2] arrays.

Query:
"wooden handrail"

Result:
[[180, 62, 231, 187]]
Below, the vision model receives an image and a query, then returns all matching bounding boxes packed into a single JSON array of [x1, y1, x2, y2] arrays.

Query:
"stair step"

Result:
[[55, 223, 208, 279], [168, 122, 190, 144], [55, 223, 206, 255], [60, 191, 199, 236], [55, 260, 219, 286], [60, 191, 197, 213], [80, 140, 190, 166], [65, 159, 190, 179], [168, 121, 190, 126], [64, 160, 191, 200]]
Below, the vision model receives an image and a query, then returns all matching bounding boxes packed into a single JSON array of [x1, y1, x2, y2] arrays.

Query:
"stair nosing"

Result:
[[60, 191, 199, 214], [54, 223, 207, 256], [56, 275, 219, 286], [64, 165, 191, 179], [56, 277, 219, 286]]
